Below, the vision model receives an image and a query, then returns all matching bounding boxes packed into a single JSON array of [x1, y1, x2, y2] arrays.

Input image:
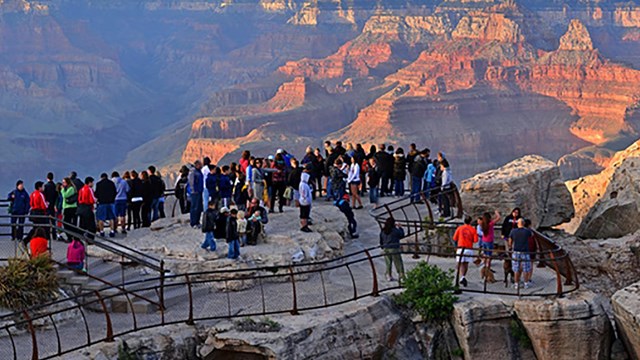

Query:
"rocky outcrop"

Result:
[[568, 141, 640, 238], [89, 202, 347, 274], [452, 297, 536, 360], [612, 281, 640, 360], [557, 145, 615, 180], [514, 291, 613, 360], [460, 155, 574, 228]]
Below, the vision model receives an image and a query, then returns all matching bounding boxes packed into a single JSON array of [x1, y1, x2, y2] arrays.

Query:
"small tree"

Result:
[[396, 262, 457, 322]]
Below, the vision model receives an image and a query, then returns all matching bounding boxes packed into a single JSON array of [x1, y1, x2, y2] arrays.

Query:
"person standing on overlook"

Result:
[[508, 218, 533, 289], [201, 157, 212, 211], [8, 180, 29, 241], [452, 216, 478, 287], [393, 148, 407, 197], [128, 170, 143, 230], [29, 181, 49, 239], [44, 172, 59, 240], [60, 177, 78, 238], [411, 149, 429, 202], [95, 173, 117, 238], [347, 155, 363, 209], [188, 160, 204, 228], [77, 177, 97, 239], [147, 166, 164, 222], [379, 217, 404, 282], [112, 171, 130, 235]]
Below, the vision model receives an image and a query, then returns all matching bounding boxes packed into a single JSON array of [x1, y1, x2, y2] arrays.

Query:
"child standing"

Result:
[[201, 202, 218, 251], [237, 210, 248, 247], [226, 208, 240, 259]]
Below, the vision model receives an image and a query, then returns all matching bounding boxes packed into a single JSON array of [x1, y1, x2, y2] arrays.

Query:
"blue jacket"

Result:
[[113, 177, 130, 201], [218, 174, 232, 198], [188, 167, 204, 194], [8, 188, 30, 215], [206, 173, 219, 198], [423, 163, 436, 187]]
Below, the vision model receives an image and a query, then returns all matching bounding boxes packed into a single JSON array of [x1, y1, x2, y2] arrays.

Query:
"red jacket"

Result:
[[29, 191, 48, 211], [78, 185, 96, 206]]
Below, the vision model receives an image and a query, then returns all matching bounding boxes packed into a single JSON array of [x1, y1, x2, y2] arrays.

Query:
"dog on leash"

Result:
[[480, 266, 496, 283], [495, 244, 514, 287]]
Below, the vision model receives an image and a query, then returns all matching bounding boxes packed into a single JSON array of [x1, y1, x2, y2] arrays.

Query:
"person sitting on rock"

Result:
[[246, 197, 268, 226], [246, 210, 263, 245], [452, 216, 478, 287], [334, 193, 359, 239]]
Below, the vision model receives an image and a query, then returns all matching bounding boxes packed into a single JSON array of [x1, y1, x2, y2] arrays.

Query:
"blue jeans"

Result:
[[151, 198, 160, 222], [411, 176, 422, 202], [203, 188, 209, 211], [325, 178, 333, 200], [190, 193, 203, 226], [201, 232, 216, 251], [394, 179, 405, 197], [11, 215, 26, 240], [369, 187, 379, 205], [227, 239, 240, 259], [240, 234, 247, 246]]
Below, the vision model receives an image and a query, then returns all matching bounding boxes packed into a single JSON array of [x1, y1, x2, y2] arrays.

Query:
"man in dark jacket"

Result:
[[226, 208, 240, 259], [188, 161, 204, 228], [69, 171, 84, 193], [375, 144, 394, 196], [200, 202, 218, 251], [148, 166, 164, 222], [44, 172, 59, 240], [8, 180, 30, 241], [95, 173, 117, 238], [410, 148, 430, 202]]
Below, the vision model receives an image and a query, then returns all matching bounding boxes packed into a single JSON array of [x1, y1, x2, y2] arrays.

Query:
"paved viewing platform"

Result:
[[0, 190, 578, 359]]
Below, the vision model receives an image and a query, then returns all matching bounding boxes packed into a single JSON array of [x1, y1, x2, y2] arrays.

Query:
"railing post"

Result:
[[548, 251, 563, 297], [363, 249, 379, 297], [94, 291, 114, 342], [23, 311, 38, 360], [288, 267, 299, 315], [159, 260, 166, 313], [185, 274, 194, 325]]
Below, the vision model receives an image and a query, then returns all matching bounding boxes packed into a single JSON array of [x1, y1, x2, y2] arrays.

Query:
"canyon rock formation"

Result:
[[565, 140, 640, 238], [612, 281, 640, 360], [460, 155, 574, 228]]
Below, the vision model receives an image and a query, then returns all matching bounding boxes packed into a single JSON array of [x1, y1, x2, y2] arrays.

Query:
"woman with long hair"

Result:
[[379, 217, 405, 282], [479, 210, 500, 270], [129, 170, 143, 229], [347, 156, 363, 209], [60, 177, 78, 239], [251, 159, 266, 206]]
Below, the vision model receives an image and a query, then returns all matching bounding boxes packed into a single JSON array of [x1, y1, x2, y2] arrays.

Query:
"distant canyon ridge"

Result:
[[3, 0, 640, 189]]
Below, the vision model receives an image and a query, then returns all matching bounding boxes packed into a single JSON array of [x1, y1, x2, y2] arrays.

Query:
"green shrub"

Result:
[[509, 318, 532, 349], [395, 262, 457, 322], [0, 256, 59, 310], [235, 317, 282, 332]]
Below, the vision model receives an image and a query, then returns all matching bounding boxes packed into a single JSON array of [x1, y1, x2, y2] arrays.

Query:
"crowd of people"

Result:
[[5, 140, 544, 288]]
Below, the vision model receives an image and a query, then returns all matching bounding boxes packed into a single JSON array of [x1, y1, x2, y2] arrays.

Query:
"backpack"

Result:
[[66, 191, 78, 205]]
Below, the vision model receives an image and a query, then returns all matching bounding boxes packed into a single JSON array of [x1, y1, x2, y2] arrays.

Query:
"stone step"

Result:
[[66, 276, 91, 287]]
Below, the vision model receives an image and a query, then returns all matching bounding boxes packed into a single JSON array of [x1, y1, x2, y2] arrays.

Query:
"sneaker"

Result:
[[351, 234, 360, 239], [109, 231, 116, 238], [301, 227, 313, 233], [121, 229, 127, 235], [99, 231, 105, 237], [460, 278, 468, 287], [524, 282, 531, 289], [514, 283, 520, 290]]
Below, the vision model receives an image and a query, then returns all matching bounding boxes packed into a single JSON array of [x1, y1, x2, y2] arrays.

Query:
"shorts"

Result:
[[480, 241, 494, 256], [299, 205, 310, 220], [96, 204, 116, 221], [512, 252, 532, 273], [456, 248, 475, 263], [349, 181, 361, 186], [115, 200, 127, 217]]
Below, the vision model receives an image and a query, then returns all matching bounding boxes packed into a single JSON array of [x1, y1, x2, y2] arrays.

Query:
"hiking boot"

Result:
[[301, 226, 312, 233]]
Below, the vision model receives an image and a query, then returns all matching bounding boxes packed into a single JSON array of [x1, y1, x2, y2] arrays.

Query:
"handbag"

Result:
[[283, 186, 293, 200]]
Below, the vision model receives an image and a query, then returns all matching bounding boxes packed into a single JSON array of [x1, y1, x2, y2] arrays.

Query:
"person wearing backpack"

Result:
[[200, 201, 218, 252], [8, 180, 30, 241]]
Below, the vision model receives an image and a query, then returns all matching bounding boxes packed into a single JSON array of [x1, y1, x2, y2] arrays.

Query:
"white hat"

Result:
[[276, 149, 283, 154], [267, 155, 275, 160], [220, 207, 230, 213]]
